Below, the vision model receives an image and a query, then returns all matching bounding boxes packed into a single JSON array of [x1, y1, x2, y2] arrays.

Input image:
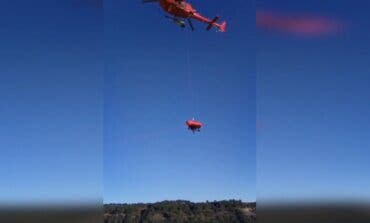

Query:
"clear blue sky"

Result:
[[103, 0, 256, 203], [257, 0, 370, 202], [0, 1, 103, 205], [3, 0, 368, 206]]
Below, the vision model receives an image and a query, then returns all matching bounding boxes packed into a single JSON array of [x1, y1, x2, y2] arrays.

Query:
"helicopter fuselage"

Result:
[[159, 0, 195, 18]]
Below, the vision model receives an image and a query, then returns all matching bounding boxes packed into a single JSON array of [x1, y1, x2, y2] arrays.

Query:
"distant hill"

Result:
[[104, 200, 256, 223]]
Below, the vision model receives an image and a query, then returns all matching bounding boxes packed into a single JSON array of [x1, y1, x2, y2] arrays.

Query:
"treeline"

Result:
[[104, 199, 256, 223]]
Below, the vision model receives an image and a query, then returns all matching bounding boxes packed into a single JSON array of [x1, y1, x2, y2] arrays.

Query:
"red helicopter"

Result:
[[186, 118, 203, 133], [143, 0, 226, 32]]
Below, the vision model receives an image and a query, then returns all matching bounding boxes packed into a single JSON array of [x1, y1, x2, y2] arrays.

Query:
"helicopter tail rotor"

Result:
[[206, 16, 226, 32], [206, 16, 219, 30]]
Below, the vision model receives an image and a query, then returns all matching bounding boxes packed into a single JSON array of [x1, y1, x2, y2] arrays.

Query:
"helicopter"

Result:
[[186, 119, 202, 133], [143, 0, 226, 32]]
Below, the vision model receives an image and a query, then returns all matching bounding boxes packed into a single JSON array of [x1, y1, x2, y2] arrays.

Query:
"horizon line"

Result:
[[104, 199, 257, 205]]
